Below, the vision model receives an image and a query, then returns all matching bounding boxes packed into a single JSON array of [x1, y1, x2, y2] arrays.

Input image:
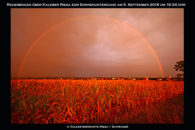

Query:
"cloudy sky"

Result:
[[11, 9, 183, 78]]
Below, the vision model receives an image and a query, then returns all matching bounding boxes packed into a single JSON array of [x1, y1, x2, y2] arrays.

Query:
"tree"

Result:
[[174, 60, 184, 72], [174, 60, 184, 79]]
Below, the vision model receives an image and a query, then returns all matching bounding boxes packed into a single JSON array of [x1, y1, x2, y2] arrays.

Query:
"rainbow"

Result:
[[17, 15, 165, 77]]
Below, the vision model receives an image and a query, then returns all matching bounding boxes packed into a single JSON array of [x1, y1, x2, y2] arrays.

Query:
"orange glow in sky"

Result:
[[11, 9, 184, 78]]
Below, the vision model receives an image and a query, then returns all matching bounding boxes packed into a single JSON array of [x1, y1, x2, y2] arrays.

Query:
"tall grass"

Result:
[[11, 79, 184, 124]]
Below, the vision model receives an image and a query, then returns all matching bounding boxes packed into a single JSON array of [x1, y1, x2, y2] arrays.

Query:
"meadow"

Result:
[[11, 79, 184, 124]]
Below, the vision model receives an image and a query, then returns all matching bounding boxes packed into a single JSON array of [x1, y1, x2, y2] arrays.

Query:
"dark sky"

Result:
[[11, 9, 184, 78]]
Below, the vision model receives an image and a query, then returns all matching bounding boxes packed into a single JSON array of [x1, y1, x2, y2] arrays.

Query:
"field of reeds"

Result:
[[11, 79, 184, 124]]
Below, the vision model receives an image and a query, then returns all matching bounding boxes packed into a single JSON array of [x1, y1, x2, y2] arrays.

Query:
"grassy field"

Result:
[[118, 94, 184, 124], [11, 79, 184, 124]]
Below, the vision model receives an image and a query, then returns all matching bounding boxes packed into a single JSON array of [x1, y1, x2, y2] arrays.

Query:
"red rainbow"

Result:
[[17, 15, 165, 77]]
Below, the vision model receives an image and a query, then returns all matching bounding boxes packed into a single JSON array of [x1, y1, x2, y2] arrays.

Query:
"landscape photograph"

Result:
[[11, 8, 184, 124]]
